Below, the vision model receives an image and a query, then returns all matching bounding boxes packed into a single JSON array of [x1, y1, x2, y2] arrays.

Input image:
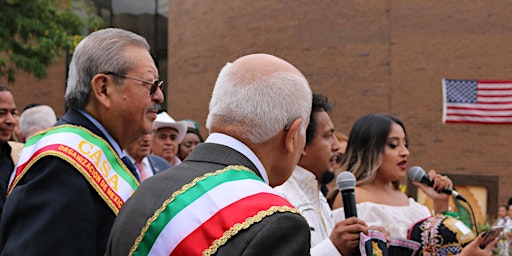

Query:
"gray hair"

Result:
[[206, 62, 312, 143], [65, 28, 150, 109], [20, 105, 57, 139]]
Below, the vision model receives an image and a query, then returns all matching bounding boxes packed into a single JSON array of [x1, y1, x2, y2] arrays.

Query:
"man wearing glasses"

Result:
[[0, 28, 164, 255], [107, 53, 313, 256]]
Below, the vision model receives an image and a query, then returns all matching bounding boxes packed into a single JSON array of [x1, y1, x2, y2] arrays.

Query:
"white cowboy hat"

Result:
[[153, 111, 188, 143]]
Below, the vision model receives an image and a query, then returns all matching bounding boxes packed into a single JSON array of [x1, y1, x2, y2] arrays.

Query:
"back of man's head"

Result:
[[20, 105, 57, 139], [206, 53, 312, 144]]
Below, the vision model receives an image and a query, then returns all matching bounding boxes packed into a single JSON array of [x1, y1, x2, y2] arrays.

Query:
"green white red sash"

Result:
[[7, 124, 139, 214], [129, 166, 301, 256]]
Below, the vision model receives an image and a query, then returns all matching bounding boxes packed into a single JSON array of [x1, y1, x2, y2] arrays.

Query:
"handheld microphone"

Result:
[[408, 166, 467, 202], [336, 171, 358, 218]]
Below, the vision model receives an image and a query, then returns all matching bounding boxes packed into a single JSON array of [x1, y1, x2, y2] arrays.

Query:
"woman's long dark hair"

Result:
[[339, 114, 407, 190]]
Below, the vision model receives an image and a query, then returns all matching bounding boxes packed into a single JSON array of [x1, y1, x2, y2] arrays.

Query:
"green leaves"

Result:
[[0, 0, 103, 83]]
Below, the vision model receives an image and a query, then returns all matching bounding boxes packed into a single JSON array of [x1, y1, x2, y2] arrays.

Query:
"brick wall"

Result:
[[167, 0, 512, 219], [5, 0, 511, 219]]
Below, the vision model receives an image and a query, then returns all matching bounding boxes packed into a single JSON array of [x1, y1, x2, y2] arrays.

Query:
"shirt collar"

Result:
[[205, 132, 269, 185], [78, 109, 124, 157]]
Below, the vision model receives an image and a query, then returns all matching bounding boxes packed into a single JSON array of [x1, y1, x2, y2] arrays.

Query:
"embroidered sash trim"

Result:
[[129, 165, 301, 256], [7, 124, 139, 214]]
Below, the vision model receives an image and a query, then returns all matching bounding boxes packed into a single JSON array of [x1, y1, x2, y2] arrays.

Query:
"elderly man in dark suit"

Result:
[[106, 53, 313, 255], [0, 28, 164, 255], [124, 132, 171, 181]]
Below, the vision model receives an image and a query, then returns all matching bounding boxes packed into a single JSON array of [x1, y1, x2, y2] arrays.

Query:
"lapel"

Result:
[[147, 155, 160, 174]]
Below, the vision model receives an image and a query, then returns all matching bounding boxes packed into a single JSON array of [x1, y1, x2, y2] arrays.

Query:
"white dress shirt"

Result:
[[122, 152, 154, 181], [274, 166, 340, 256], [205, 133, 269, 185]]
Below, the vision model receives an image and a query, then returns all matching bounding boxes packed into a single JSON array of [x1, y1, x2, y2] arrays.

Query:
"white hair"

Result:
[[20, 105, 57, 139], [206, 62, 312, 143]]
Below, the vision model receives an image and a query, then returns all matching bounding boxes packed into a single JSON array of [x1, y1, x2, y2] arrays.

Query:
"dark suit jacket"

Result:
[[106, 142, 311, 256], [0, 109, 124, 256]]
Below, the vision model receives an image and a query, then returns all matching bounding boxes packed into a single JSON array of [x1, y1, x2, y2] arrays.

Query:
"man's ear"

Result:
[[91, 74, 112, 108], [284, 117, 303, 154]]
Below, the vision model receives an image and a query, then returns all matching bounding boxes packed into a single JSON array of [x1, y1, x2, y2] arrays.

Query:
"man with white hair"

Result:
[[106, 53, 313, 255], [19, 104, 57, 140]]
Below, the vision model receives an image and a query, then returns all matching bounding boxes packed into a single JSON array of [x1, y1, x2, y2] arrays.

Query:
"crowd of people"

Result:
[[0, 28, 499, 255]]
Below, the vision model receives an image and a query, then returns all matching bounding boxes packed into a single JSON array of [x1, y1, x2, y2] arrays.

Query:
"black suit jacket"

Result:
[[106, 142, 311, 256], [0, 109, 124, 256]]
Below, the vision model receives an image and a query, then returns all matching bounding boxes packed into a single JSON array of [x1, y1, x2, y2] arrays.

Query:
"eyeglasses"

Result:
[[330, 153, 343, 164], [103, 71, 163, 96]]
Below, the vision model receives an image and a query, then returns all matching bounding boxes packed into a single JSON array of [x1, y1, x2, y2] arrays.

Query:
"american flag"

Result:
[[442, 79, 512, 124]]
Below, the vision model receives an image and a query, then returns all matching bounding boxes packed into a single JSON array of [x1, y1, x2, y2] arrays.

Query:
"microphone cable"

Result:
[[452, 192, 479, 235]]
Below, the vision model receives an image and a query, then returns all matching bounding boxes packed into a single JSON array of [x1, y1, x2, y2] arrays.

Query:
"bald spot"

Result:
[[230, 53, 305, 84]]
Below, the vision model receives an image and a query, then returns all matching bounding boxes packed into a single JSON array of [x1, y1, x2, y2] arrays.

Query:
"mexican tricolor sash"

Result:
[[7, 124, 139, 215], [129, 166, 301, 256]]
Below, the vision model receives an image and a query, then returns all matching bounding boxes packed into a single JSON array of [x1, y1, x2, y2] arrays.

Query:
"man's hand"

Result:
[[330, 217, 368, 256]]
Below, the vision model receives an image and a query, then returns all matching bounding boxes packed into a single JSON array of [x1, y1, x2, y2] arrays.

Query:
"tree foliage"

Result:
[[0, 0, 103, 83]]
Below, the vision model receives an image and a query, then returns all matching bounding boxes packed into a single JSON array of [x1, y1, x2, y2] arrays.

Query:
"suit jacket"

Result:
[[147, 154, 170, 174], [0, 109, 124, 256], [0, 142, 20, 218], [106, 142, 311, 256]]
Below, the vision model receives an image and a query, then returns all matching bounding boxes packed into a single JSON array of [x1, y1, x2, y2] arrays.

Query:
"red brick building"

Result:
[[4, 0, 512, 222]]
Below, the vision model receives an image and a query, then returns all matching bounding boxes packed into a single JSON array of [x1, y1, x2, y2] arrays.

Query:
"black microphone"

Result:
[[408, 166, 467, 202], [336, 171, 358, 218]]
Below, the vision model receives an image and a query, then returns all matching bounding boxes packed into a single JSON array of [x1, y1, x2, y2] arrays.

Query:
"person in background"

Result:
[[0, 28, 164, 255], [9, 114, 23, 143], [124, 132, 171, 181], [331, 114, 497, 255], [0, 85, 22, 218], [177, 119, 204, 161], [495, 205, 511, 256], [497, 205, 511, 227], [151, 111, 187, 166], [106, 53, 313, 255], [334, 131, 348, 154], [324, 130, 349, 207], [19, 105, 57, 141], [274, 93, 369, 256]]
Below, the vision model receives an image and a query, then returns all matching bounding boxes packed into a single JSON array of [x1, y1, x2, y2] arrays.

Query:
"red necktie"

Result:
[[135, 161, 148, 181]]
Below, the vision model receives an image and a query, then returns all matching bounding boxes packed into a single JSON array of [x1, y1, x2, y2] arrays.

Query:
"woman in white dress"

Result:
[[332, 114, 495, 255]]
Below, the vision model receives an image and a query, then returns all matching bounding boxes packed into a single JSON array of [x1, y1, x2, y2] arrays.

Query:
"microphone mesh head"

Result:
[[408, 166, 426, 182], [336, 171, 356, 191]]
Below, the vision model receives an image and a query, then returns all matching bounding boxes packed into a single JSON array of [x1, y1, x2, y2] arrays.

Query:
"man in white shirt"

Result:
[[275, 93, 368, 256]]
